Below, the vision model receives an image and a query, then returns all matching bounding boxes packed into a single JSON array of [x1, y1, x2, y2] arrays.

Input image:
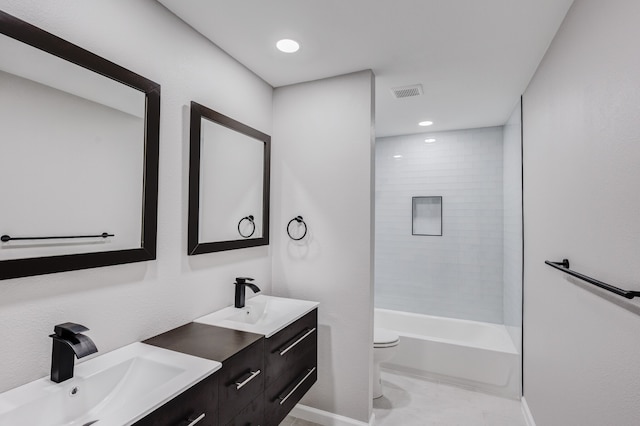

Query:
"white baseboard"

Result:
[[521, 397, 536, 426], [290, 404, 375, 426]]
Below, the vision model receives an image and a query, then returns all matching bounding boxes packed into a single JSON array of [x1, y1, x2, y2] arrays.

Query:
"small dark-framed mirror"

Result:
[[188, 101, 270, 254], [0, 11, 160, 280]]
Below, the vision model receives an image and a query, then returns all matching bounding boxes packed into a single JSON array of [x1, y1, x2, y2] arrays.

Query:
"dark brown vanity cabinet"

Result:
[[264, 309, 318, 426], [133, 372, 219, 426], [218, 338, 265, 425], [218, 309, 319, 426], [144, 323, 265, 426], [142, 308, 318, 426], [224, 397, 264, 426]]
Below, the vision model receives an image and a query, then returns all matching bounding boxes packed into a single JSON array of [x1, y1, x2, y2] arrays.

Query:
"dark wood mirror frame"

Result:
[[188, 101, 270, 254], [0, 11, 160, 280]]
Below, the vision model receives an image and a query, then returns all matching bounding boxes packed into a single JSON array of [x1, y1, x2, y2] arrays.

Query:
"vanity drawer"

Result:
[[265, 309, 317, 387], [224, 393, 264, 426], [264, 348, 317, 426], [133, 372, 218, 426], [219, 338, 265, 425]]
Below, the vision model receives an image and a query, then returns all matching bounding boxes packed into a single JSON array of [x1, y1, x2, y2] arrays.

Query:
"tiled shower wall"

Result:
[[375, 127, 504, 323]]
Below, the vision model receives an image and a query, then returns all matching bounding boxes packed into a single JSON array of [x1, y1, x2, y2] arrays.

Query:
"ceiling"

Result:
[[157, 0, 574, 138]]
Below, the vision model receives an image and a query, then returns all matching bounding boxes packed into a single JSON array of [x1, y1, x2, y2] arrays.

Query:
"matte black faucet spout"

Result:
[[234, 277, 260, 308], [50, 322, 98, 383]]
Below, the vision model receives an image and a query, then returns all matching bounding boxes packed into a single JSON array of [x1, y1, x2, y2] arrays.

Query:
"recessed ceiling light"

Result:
[[276, 39, 300, 53], [393, 154, 403, 159], [419, 121, 434, 127], [424, 138, 436, 143]]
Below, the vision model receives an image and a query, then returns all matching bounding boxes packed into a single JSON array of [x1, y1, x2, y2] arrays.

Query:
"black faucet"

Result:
[[49, 322, 98, 383], [234, 277, 260, 308]]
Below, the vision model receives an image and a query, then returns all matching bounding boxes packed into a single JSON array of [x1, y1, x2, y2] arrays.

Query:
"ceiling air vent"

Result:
[[391, 84, 423, 99]]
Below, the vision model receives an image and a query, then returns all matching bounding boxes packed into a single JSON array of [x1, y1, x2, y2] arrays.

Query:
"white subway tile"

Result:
[[375, 127, 505, 323]]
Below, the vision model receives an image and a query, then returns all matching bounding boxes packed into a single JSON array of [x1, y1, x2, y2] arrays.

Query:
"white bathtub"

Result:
[[375, 308, 521, 399]]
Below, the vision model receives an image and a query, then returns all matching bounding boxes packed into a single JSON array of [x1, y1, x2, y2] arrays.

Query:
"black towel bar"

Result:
[[545, 259, 640, 299], [1, 233, 114, 242]]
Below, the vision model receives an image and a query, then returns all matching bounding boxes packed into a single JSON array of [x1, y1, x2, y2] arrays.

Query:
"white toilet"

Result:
[[373, 328, 400, 399]]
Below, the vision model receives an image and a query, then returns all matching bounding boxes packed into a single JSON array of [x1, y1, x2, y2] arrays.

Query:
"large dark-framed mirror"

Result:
[[188, 101, 270, 254], [0, 11, 160, 280]]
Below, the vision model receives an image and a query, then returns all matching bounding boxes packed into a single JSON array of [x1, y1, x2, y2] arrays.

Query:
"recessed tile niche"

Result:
[[412, 196, 442, 236]]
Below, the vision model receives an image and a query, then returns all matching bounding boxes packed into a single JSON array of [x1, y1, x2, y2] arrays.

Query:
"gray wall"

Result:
[[375, 127, 504, 324], [523, 0, 640, 424], [272, 71, 375, 423]]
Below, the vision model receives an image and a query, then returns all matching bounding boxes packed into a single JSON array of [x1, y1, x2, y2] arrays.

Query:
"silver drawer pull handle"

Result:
[[185, 413, 205, 426], [235, 369, 261, 390], [278, 367, 316, 405], [279, 327, 316, 356]]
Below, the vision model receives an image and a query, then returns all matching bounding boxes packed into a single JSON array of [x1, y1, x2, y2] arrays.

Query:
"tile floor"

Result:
[[282, 370, 527, 426], [373, 370, 526, 426], [279, 416, 320, 426]]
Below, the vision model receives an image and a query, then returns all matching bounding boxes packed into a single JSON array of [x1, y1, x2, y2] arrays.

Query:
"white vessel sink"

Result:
[[0, 342, 221, 426], [195, 295, 319, 338]]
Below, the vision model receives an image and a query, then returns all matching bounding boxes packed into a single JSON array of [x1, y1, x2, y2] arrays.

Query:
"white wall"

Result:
[[0, 0, 273, 393], [271, 71, 375, 423], [376, 127, 504, 324], [502, 100, 523, 352], [523, 0, 640, 424]]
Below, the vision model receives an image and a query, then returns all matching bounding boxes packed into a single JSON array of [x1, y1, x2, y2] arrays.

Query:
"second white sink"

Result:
[[195, 295, 318, 337]]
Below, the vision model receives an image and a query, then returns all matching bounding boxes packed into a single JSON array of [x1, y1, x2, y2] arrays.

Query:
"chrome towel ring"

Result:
[[287, 216, 307, 241], [237, 215, 256, 238]]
